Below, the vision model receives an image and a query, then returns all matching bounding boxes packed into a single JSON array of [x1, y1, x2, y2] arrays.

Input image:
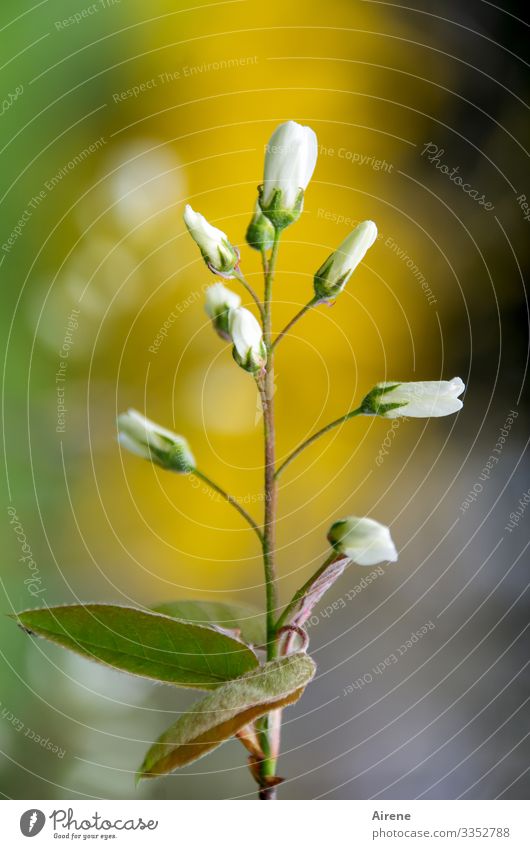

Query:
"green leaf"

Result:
[[138, 653, 316, 778], [13, 604, 258, 689], [152, 599, 265, 646]]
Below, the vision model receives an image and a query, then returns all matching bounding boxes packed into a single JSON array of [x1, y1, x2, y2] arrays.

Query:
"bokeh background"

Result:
[[0, 0, 528, 800]]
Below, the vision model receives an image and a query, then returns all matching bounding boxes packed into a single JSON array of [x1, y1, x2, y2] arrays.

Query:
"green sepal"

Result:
[[246, 206, 275, 252], [313, 260, 351, 302], [231, 341, 267, 374], [361, 383, 405, 416], [258, 185, 304, 231]]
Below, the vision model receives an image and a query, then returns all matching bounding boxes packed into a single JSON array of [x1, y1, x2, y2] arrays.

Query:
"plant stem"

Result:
[[257, 229, 281, 798], [275, 406, 364, 480], [256, 711, 279, 798], [259, 786, 278, 801], [271, 295, 322, 351], [260, 248, 269, 278], [261, 232, 280, 657], [192, 469, 263, 542], [233, 269, 264, 321]]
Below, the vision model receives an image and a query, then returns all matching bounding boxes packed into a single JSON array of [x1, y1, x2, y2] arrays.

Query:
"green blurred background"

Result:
[[1, 0, 528, 799]]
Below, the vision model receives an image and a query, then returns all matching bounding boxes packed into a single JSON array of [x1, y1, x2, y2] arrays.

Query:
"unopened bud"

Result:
[[314, 221, 377, 301], [327, 516, 397, 566], [259, 121, 318, 230], [205, 283, 241, 340], [361, 378, 465, 418], [229, 307, 267, 374], [184, 204, 239, 277], [117, 409, 195, 473]]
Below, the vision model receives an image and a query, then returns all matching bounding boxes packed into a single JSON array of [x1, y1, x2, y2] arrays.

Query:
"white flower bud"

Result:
[[183, 204, 239, 276], [259, 121, 318, 230], [328, 516, 397, 566], [229, 307, 267, 373], [314, 221, 378, 301], [118, 409, 195, 472], [362, 378, 465, 418], [205, 283, 241, 340]]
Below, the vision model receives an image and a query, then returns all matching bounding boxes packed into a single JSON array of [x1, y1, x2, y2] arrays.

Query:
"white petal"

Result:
[[333, 220, 378, 278], [263, 121, 318, 207], [329, 516, 398, 566], [229, 307, 263, 358], [381, 379, 465, 418], [205, 283, 241, 317], [118, 431, 150, 460], [184, 205, 229, 257]]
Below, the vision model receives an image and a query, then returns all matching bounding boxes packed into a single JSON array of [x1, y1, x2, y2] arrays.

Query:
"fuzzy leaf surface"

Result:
[[138, 653, 316, 777]]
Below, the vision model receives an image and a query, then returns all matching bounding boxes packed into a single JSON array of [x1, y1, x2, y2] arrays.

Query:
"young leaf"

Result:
[[285, 555, 351, 628], [138, 653, 316, 778], [13, 604, 258, 689], [152, 599, 266, 646]]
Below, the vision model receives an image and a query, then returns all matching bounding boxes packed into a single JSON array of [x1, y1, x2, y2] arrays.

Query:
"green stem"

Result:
[[256, 713, 278, 799], [260, 248, 269, 279], [257, 229, 281, 799], [259, 379, 278, 653], [271, 295, 322, 351], [275, 406, 364, 480], [233, 269, 264, 321], [261, 230, 280, 656], [192, 469, 263, 543], [275, 551, 341, 632]]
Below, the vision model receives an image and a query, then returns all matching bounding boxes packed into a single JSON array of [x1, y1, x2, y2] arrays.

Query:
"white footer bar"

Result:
[[1, 799, 527, 848]]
